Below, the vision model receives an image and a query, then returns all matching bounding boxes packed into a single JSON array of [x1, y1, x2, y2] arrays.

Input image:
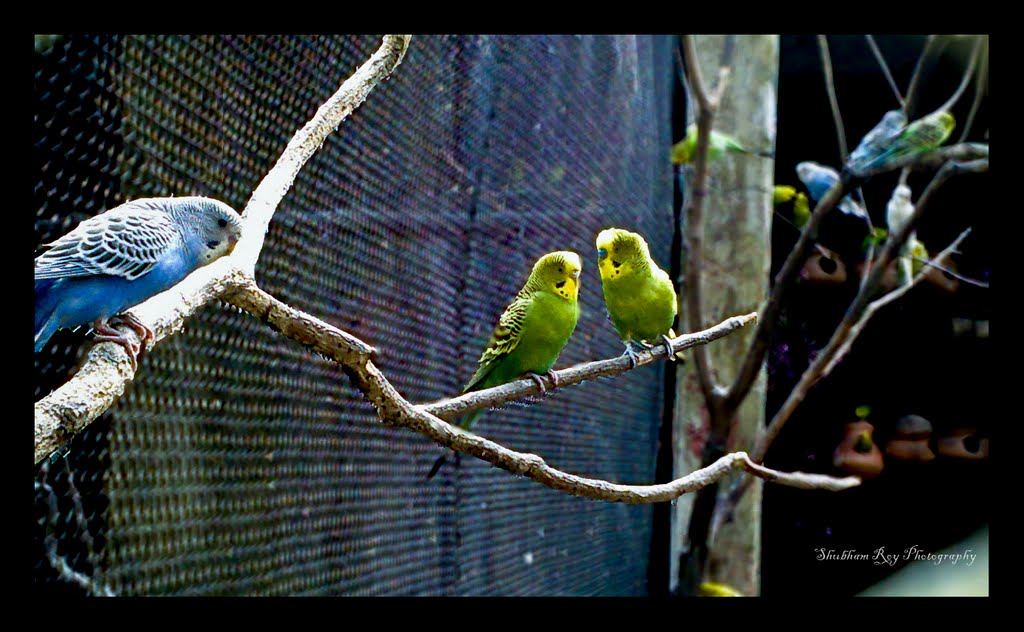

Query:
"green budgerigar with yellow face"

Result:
[[427, 251, 582, 479], [596, 228, 684, 364]]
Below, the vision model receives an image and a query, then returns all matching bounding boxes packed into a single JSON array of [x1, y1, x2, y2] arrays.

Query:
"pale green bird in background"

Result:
[[847, 110, 955, 176], [596, 228, 685, 365], [427, 251, 582, 479], [671, 123, 771, 165]]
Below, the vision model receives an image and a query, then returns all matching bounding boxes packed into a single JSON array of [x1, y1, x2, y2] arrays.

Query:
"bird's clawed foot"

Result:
[[622, 345, 640, 369], [92, 313, 152, 371], [92, 318, 140, 371], [546, 369, 559, 389], [528, 373, 548, 396], [111, 312, 155, 350], [661, 334, 676, 361]]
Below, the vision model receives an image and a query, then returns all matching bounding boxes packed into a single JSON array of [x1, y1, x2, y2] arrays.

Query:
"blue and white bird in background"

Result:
[[847, 110, 907, 172], [795, 161, 868, 221], [847, 110, 955, 177], [35, 196, 243, 368]]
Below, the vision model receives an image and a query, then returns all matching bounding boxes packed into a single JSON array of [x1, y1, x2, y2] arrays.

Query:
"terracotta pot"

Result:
[[833, 420, 884, 478], [918, 253, 960, 294], [801, 245, 847, 285], [937, 428, 989, 460], [884, 414, 936, 462], [854, 259, 898, 293]]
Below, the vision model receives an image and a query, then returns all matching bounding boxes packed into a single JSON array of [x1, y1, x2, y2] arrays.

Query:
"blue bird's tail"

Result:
[[35, 279, 60, 352]]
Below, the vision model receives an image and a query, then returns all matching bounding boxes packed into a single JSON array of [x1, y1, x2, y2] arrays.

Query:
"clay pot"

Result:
[[854, 258, 898, 293], [884, 415, 936, 462], [833, 420, 884, 478], [937, 428, 989, 460], [801, 245, 847, 284]]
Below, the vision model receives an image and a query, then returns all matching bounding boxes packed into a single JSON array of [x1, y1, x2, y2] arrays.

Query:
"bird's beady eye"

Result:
[[207, 240, 220, 250], [217, 218, 228, 228]]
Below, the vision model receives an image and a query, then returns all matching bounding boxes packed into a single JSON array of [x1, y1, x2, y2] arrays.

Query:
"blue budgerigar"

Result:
[[795, 161, 867, 220], [847, 110, 955, 176], [35, 196, 243, 367], [847, 109, 907, 169]]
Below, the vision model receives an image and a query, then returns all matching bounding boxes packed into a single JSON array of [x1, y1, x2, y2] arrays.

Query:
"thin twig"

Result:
[[958, 39, 988, 144], [33, 35, 411, 464], [865, 35, 904, 107], [900, 35, 979, 189], [936, 36, 983, 114], [821, 228, 973, 377], [818, 35, 848, 162], [910, 254, 988, 288], [905, 35, 946, 120]]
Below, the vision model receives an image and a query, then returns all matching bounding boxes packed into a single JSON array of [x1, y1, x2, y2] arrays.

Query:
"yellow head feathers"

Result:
[[530, 251, 582, 302], [596, 228, 650, 282]]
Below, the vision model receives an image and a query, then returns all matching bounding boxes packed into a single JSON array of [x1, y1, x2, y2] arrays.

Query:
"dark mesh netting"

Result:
[[33, 34, 677, 596]]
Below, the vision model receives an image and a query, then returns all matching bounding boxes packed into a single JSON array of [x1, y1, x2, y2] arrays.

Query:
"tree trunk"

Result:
[[670, 34, 778, 597]]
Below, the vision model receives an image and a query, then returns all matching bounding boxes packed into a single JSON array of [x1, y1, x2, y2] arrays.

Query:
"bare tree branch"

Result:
[[724, 138, 986, 418], [34, 35, 412, 464], [958, 39, 988, 144], [751, 157, 987, 464], [865, 35, 904, 107], [421, 313, 757, 421], [818, 35, 848, 162], [680, 34, 732, 405], [936, 36, 984, 115], [905, 35, 946, 120], [725, 179, 847, 412], [224, 288, 855, 500], [821, 228, 973, 377]]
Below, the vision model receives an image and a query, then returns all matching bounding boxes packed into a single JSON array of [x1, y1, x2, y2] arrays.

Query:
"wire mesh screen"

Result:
[[33, 34, 676, 596]]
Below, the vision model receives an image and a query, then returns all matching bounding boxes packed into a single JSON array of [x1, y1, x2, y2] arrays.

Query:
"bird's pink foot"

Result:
[[110, 312, 155, 350], [91, 318, 140, 371], [546, 369, 559, 389], [528, 373, 548, 396]]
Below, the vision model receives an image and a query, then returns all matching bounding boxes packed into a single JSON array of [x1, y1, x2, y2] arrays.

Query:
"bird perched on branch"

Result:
[[596, 228, 685, 366], [846, 110, 955, 176], [847, 109, 907, 170], [427, 251, 582, 479], [35, 196, 243, 368], [773, 185, 811, 229], [886, 184, 916, 286], [671, 124, 772, 166], [795, 161, 867, 220]]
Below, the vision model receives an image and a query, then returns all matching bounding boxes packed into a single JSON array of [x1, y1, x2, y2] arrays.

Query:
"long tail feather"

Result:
[[34, 279, 59, 352]]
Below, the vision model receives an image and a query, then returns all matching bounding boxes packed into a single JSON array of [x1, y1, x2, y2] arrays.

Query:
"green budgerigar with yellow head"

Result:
[[427, 251, 582, 479], [596, 228, 684, 364]]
